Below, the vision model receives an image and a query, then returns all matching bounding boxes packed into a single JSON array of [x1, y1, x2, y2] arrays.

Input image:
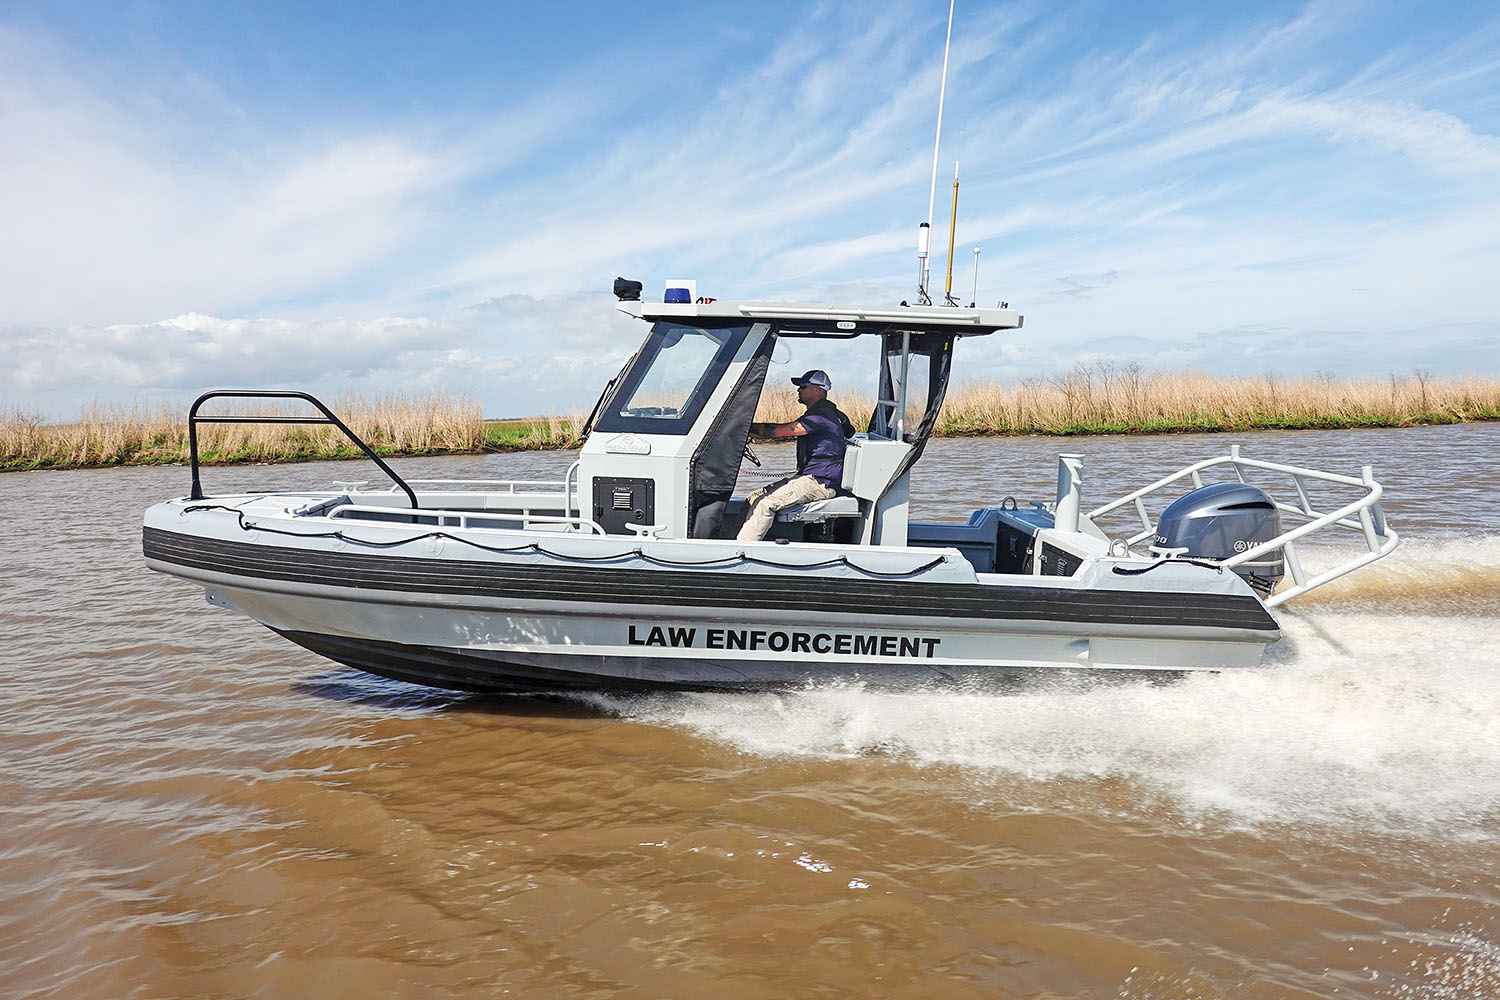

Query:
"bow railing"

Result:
[[187, 390, 419, 510]]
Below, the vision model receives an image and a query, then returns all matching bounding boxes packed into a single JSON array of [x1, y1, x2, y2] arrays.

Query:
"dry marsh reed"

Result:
[[2, 392, 484, 472], [752, 390, 877, 428], [6, 370, 1498, 472], [933, 365, 1500, 436], [752, 367, 1500, 436], [489, 367, 1500, 452]]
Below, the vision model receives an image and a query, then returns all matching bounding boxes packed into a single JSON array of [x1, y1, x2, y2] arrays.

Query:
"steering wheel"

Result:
[[742, 440, 762, 467]]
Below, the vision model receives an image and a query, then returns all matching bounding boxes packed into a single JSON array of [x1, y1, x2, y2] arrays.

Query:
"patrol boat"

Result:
[[141, 280, 1399, 692]]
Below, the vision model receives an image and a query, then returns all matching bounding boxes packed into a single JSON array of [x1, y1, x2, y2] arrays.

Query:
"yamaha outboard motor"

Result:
[[1153, 482, 1284, 596]]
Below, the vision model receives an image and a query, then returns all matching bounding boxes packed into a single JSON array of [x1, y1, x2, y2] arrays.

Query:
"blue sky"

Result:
[[2, 0, 1498, 418]]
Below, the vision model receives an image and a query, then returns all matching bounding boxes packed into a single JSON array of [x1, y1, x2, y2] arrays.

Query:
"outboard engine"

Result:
[[1153, 482, 1284, 596]]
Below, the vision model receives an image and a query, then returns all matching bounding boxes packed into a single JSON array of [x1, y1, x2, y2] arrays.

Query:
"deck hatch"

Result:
[[592, 477, 656, 534]]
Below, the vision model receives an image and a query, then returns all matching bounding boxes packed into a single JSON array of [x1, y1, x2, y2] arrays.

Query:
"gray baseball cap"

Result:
[[791, 369, 832, 390]]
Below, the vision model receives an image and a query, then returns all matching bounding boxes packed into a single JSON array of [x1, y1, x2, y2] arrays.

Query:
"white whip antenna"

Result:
[[917, 0, 956, 305], [927, 0, 955, 228]]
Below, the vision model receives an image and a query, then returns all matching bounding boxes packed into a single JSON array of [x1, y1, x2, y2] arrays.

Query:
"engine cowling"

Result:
[[1153, 482, 1284, 596]]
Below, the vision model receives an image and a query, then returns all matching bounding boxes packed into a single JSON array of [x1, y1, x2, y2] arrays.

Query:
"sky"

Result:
[[2, 0, 1498, 419]]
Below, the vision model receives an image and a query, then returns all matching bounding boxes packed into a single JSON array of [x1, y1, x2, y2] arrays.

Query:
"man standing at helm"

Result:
[[737, 369, 857, 541]]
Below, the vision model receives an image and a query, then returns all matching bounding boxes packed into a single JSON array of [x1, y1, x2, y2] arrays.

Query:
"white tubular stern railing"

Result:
[[1087, 444, 1399, 608]]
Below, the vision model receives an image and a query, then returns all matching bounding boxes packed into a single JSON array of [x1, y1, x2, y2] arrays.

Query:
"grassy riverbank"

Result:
[[5, 369, 1498, 471], [483, 414, 587, 452]]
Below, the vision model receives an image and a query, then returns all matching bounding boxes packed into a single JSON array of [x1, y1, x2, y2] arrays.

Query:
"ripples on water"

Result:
[[2, 425, 1498, 998]]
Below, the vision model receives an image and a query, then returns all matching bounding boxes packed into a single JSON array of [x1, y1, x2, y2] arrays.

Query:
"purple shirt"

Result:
[[797, 405, 851, 488]]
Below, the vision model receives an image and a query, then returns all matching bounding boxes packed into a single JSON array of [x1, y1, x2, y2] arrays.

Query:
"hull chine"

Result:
[[271, 628, 1233, 695]]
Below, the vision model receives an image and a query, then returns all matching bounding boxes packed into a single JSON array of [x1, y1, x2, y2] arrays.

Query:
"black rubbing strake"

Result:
[[143, 526, 1279, 632]]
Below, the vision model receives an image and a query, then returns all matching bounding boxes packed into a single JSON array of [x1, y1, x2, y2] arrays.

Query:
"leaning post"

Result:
[[1055, 454, 1084, 533]]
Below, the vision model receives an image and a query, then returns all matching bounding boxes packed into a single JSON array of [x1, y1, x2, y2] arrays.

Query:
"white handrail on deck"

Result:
[[564, 460, 582, 524], [377, 478, 570, 493], [328, 503, 605, 535], [1087, 445, 1399, 607]]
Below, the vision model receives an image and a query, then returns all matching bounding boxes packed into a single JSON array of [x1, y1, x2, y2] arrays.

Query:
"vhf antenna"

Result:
[[916, 0, 955, 306], [944, 160, 960, 305]]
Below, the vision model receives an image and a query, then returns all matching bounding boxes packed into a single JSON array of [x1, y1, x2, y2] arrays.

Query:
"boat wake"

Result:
[[580, 534, 1500, 839], [1287, 533, 1500, 613]]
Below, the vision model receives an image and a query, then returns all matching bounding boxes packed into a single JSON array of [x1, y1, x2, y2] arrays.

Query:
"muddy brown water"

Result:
[[3, 425, 1499, 998]]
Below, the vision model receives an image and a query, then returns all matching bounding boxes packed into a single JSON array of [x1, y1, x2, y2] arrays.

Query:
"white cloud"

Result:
[[0, 58, 446, 326], [0, 294, 651, 419], [1131, 92, 1500, 177], [0, 23, 587, 328], [4, 313, 444, 393]]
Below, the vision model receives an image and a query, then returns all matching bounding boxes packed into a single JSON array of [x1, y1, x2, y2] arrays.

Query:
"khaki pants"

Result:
[[736, 475, 837, 541]]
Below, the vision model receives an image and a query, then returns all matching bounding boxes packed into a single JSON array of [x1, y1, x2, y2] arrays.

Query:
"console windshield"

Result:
[[596, 322, 752, 435]]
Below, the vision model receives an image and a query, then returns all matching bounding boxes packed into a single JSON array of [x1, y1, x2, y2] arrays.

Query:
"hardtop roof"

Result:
[[617, 298, 1023, 337]]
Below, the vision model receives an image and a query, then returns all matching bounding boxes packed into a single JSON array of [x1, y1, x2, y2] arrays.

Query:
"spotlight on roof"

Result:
[[613, 277, 643, 301]]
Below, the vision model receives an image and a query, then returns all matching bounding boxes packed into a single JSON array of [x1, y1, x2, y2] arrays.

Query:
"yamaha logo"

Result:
[[1233, 539, 1248, 552]]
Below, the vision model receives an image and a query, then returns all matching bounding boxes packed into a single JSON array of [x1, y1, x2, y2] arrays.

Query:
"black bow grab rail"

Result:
[[187, 390, 419, 510]]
